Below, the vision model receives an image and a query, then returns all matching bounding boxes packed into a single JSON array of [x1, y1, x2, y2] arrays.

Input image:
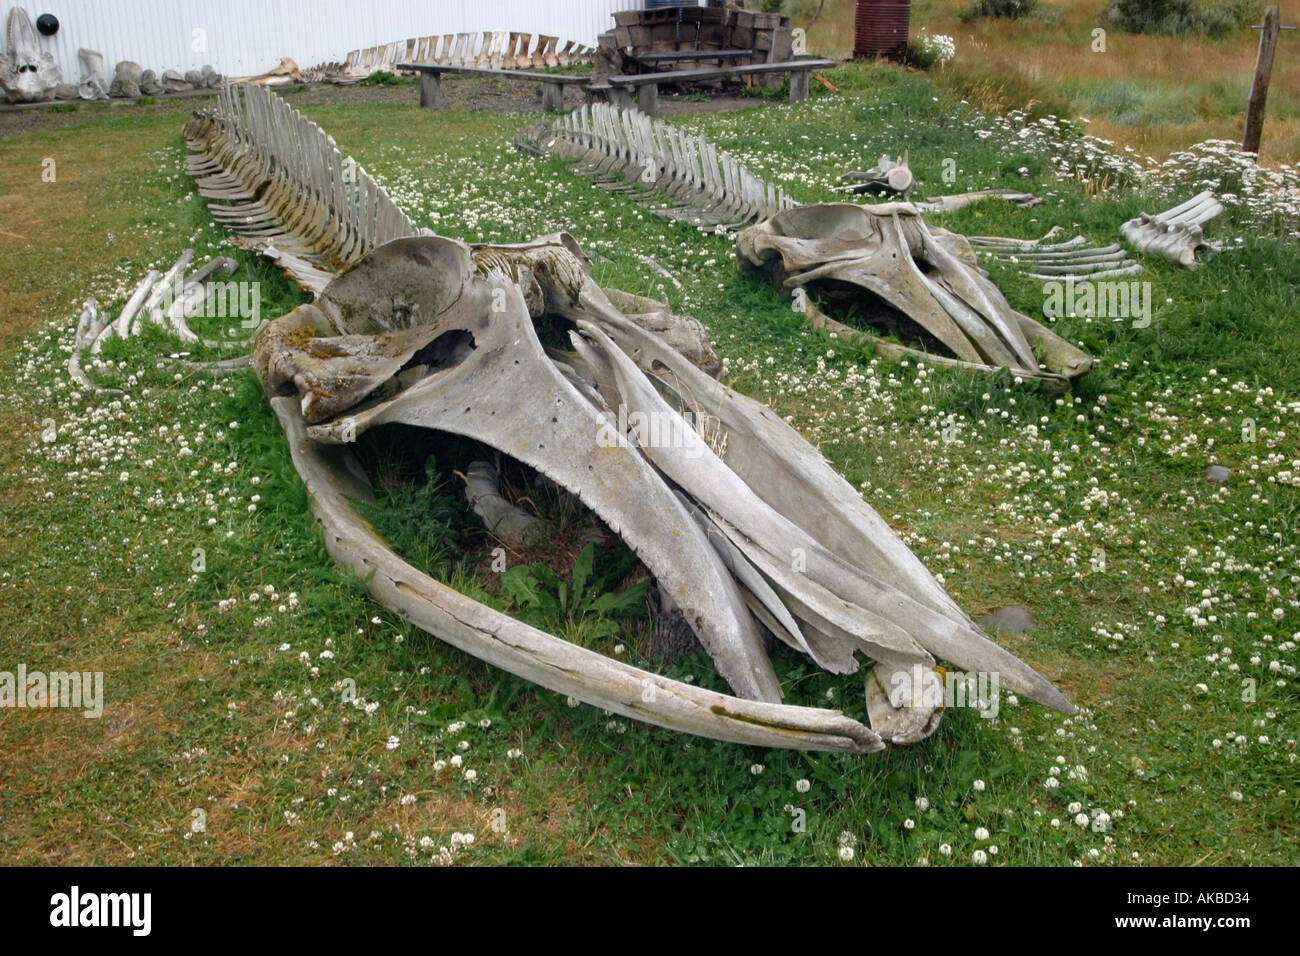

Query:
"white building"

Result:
[[21, 0, 703, 82]]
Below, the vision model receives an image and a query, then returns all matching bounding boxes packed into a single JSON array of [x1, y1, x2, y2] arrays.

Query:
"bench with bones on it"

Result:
[[397, 62, 593, 111], [589, 58, 836, 115]]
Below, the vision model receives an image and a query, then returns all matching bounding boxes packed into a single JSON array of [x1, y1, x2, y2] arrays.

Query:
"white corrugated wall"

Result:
[[22, 1, 699, 82]]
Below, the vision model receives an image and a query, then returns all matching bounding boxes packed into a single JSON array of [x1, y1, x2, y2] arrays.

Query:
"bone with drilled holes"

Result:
[[0, 6, 60, 102], [1120, 190, 1223, 267], [738, 203, 1093, 387]]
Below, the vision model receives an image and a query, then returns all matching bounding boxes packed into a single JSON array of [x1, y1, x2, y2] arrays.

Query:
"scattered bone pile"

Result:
[[1121, 190, 1223, 267], [183, 82, 419, 293], [303, 31, 595, 84], [835, 153, 914, 198], [968, 227, 1143, 281], [520, 101, 797, 228], [67, 250, 248, 394]]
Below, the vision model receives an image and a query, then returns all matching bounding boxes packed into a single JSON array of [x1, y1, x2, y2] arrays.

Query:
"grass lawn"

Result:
[[0, 64, 1295, 865]]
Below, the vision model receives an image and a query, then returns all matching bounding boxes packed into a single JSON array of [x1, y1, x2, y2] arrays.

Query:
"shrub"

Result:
[[907, 33, 957, 68], [960, 0, 1039, 22], [1102, 0, 1260, 36]]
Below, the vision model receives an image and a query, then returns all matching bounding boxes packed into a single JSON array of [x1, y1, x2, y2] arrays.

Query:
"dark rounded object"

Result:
[[36, 13, 59, 36], [853, 0, 910, 62]]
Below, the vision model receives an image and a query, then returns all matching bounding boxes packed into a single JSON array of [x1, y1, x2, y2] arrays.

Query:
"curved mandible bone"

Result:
[[259, 238, 782, 704], [271, 395, 883, 753], [567, 294, 1075, 716]]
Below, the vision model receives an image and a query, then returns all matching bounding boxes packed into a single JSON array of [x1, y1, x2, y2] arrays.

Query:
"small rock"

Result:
[[184, 69, 204, 87], [53, 83, 80, 100], [976, 605, 1036, 634], [1204, 464, 1231, 484], [114, 60, 143, 85], [139, 69, 164, 95], [161, 69, 191, 92], [109, 77, 141, 98]]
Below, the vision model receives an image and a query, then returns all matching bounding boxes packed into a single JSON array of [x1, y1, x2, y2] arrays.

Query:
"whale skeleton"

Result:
[[177, 84, 1074, 752], [302, 31, 595, 84]]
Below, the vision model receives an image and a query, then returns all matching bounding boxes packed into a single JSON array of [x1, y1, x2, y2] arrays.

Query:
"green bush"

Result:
[[1102, 0, 1260, 36], [960, 0, 1039, 22], [757, 0, 820, 18], [360, 70, 415, 87]]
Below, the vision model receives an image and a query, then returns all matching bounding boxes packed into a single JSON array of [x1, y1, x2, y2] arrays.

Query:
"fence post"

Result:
[[1243, 6, 1290, 156]]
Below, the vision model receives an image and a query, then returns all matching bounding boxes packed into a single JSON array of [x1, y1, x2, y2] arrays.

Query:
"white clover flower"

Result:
[[973, 779, 986, 792], [838, 845, 854, 862], [385, 735, 400, 750], [972, 849, 988, 864], [750, 763, 764, 775], [904, 818, 915, 830], [796, 778, 811, 793], [974, 827, 989, 841], [1074, 813, 1090, 827], [915, 797, 929, 812], [938, 843, 952, 856]]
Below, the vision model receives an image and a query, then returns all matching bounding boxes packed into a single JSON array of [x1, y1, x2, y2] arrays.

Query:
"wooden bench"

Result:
[[596, 58, 835, 115], [397, 62, 592, 111], [630, 49, 755, 69]]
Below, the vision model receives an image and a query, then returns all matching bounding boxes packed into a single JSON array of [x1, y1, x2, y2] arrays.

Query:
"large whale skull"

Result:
[[254, 233, 1074, 751], [738, 203, 1093, 387], [0, 7, 61, 102]]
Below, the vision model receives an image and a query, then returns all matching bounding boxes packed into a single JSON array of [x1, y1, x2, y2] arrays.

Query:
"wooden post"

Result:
[[789, 68, 810, 103], [419, 71, 442, 108], [639, 82, 659, 116], [540, 80, 563, 111], [1243, 6, 1282, 155]]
